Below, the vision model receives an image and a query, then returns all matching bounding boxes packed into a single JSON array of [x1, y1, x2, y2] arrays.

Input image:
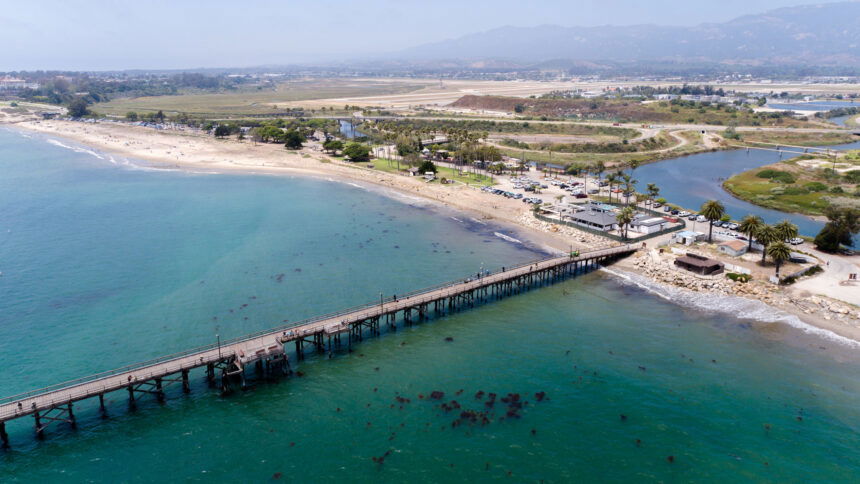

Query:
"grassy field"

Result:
[[498, 131, 710, 167], [362, 118, 639, 138], [450, 95, 823, 127], [93, 79, 426, 117], [723, 156, 860, 215], [735, 130, 857, 146], [349, 158, 494, 187]]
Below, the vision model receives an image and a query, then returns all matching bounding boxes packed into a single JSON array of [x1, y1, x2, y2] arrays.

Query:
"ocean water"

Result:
[[2, 128, 860, 482]]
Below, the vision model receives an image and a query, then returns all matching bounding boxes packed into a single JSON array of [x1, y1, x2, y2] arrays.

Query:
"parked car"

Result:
[[728, 223, 740, 230], [687, 214, 698, 221], [663, 206, 671, 212], [575, 193, 588, 199], [678, 211, 690, 217], [696, 215, 707, 223], [670, 210, 680, 215], [653, 203, 662, 208], [789, 238, 804, 245]]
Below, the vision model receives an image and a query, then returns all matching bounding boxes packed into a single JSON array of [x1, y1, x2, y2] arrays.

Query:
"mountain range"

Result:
[[395, 2, 860, 67]]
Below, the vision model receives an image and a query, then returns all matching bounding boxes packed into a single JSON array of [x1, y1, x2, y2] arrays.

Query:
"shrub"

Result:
[[726, 272, 751, 283], [784, 186, 809, 195], [804, 182, 828, 192], [830, 186, 845, 194]]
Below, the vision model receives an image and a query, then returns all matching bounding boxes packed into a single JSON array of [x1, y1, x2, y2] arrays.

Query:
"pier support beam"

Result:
[[99, 394, 107, 418], [207, 363, 216, 387], [182, 370, 190, 393], [1, 422, 8, 448], [33, 412, 42, 439]]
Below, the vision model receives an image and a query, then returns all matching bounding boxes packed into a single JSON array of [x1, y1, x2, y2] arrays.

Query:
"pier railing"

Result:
[[0, 247, 635, 408], [0, 245, 636, 412]]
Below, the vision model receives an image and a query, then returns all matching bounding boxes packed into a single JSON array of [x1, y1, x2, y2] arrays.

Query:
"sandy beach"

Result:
[[5, 116, 859, 346]]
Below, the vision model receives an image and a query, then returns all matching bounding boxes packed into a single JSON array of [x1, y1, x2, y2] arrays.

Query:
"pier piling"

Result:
[[0, 244, 636, 447]]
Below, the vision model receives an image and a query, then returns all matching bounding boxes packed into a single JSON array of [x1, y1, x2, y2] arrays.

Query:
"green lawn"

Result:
[[349, 158, 495, 187], [721, 161, 856, 216]]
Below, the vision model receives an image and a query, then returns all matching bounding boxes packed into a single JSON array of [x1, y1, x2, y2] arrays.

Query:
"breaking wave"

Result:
[[601, 266, 860, 349], [47, 139, 104, 159], [494, 232, 523, 244]]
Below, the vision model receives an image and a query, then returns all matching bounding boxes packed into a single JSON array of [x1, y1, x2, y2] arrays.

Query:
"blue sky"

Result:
[[0, 0, 840, 70]]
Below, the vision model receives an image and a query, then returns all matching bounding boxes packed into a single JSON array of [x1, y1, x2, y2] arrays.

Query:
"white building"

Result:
[[630, 216, 667, 234], [0, 77, 39, 91]]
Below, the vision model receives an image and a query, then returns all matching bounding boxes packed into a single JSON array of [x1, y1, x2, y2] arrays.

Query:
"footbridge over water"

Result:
[[0, 244, 638, 447]]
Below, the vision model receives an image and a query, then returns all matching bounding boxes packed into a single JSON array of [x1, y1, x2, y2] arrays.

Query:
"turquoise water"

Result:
[[2, 129, 860, 482]]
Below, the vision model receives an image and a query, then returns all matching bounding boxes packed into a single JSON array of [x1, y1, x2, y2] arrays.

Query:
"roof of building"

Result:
[[675, 230, 703, 238], [632, 217, 666, 227], [571, 211, 617, 227], [676, 254, 723, 269], [719, 239, 747, 251]]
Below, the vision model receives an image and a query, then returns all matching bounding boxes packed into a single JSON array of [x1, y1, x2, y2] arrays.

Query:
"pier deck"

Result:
[[0, 244, 637, 445]]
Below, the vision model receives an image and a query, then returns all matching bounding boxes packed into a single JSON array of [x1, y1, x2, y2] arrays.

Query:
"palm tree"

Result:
[[756, 224, 779, 264], [605, 172, 619, 203], [628, 159, 641, 176], [616, 206, 635, 240], [621, 173, 637, 206], [646, 183, 660, 207], [699, 200, 726, 243], [767, 241, 792, 280], [593, 161, 606, 186], [738, 215, 764, 252], [774, 219, 799, 243]]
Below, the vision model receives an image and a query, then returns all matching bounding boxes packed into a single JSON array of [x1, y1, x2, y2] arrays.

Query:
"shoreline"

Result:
[[5, 118, 860, 348], [6, 119, 582, 255]]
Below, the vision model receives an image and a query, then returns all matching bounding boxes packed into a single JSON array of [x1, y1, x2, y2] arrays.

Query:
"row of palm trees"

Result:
[[699, 200, 798, 278]]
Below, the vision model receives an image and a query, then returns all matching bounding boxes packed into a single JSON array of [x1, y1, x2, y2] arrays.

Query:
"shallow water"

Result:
[[2, 129, 860, 482]]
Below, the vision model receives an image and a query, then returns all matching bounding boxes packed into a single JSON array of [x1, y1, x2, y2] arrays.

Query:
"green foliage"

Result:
[[783, 186, 809, 195], [125, 111, 138, 121], [213, 125, 231, 138], [756, 169, 796, 184], [284, 129, 304, 149], [700, 199, 726, 242], [322, 139, 344, 154], [804, 181, 828, 192], [514, 104, 526, 113], [418, 160, 437, 173], [67, 97, 89, 118], [722, 126, 741, 140], [726, 272, 751, 283], [343, 142, 371, 162], [500, 138, 529, 149], [815, 206, 860, 252], [255, 125, 285, 143]]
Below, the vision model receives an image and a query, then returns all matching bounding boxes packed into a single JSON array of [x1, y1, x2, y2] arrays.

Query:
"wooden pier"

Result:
[[0, 244, 637, 447]]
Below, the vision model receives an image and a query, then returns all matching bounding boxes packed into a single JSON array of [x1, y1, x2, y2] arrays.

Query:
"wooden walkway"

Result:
[[0, 244, 637, 446]]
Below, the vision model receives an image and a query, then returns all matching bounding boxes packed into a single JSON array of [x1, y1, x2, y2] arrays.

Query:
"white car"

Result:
[[789, 238, 804, 245], [696, 215, 707, 223]]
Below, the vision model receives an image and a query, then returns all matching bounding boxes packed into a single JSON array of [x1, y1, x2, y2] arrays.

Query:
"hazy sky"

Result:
[[0, 0, 842, 71]]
